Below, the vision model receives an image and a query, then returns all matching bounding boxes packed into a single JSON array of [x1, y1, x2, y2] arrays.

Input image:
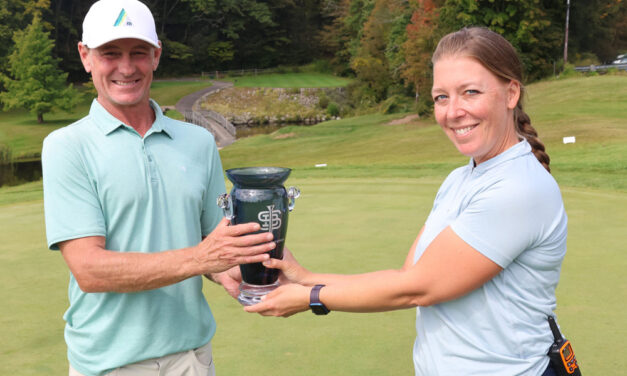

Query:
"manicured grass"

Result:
[[1, 75, 625, 374], [150, 79, 212, 106], [229, 72, 353, 88]]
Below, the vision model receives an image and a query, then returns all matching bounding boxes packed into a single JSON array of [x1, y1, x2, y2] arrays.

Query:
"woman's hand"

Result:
[[263, 247, 313, 285], [244, 283, 310, 317]]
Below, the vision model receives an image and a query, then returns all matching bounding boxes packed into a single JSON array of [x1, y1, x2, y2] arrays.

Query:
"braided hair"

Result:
[[432, 27, 550, 172]]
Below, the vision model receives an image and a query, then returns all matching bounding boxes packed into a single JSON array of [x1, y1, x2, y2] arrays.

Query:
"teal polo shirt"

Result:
[[42, 99, 226, 376]]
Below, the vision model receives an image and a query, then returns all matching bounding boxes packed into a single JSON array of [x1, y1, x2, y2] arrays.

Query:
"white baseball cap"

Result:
[[82, 0, 160, 49]]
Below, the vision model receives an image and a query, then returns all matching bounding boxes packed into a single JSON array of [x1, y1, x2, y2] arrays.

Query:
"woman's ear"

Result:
[[507, 80, 521, 109]]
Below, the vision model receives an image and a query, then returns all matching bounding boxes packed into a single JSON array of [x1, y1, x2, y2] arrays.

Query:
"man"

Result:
[[41, 1, 274, 375]]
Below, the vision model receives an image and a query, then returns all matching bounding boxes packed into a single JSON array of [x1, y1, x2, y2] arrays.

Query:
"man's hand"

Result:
[[193, 218, 275, 275], [207, 266, 242, 299]]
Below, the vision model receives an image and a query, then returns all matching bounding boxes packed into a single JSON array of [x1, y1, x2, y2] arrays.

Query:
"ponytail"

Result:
[[514, 105, 550, 173]]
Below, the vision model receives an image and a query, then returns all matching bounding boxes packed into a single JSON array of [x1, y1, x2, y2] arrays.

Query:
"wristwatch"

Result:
[[309, 284, 330, 315]]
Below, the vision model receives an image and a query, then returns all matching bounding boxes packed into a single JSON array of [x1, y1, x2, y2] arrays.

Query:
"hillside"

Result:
[[221, 74, 627, 191]]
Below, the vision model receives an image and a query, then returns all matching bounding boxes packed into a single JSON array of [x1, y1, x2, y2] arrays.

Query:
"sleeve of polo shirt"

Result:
[[200, 142, 226, 237], [450, 178, 548, 269], [42, 132, 106, 250]]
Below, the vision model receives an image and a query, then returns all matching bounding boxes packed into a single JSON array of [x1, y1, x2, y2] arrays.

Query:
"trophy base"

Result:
[[237, 282, 279, 306]]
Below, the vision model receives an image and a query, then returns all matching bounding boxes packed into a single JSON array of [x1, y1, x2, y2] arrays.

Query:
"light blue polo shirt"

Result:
[[412, 140, 567, 375], [42, 99, 226, 376]]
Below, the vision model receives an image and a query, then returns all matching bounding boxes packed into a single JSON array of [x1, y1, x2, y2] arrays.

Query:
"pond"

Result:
[[0, 160, 42, 188]]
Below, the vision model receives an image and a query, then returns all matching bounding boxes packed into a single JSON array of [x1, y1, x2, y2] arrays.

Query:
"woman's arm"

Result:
[[245, 226, 502, 316]]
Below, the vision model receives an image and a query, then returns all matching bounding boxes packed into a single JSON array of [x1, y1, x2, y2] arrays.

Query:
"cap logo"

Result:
[[113, 9, 133, 27]]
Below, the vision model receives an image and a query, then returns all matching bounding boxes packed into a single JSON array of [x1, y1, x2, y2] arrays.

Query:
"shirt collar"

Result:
[[90, 99, 173, 139], [469, 139, 532, 174]]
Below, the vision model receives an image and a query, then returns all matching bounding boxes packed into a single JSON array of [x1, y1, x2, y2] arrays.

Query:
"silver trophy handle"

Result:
[[287, 186, 300, 211], [217, 193, 234, 220]]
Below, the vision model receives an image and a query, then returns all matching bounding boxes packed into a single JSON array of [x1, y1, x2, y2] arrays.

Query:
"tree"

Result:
[[0, 16, 80, 123], [401, 0, 438, 111], [569, 0, 627, 63], [350, 0, 411, 101], [0, 0, 50, 75], [436, 0, 564, 81]]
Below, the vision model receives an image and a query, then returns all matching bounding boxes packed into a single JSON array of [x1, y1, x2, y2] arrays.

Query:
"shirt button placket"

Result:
[[144, 139, 159, 184]]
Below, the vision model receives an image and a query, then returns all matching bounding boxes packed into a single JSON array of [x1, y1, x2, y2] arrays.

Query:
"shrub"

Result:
[[311, 59, 333, 73], [318, 94, 330, 109], [327, 102, 340, 117], [559, 63, 579, 79]]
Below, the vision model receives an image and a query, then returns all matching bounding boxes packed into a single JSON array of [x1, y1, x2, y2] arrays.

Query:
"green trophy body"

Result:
[[218, 167, 299, 306]]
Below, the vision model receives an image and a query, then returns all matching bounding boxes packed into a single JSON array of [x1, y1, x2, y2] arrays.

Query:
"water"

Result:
[[0, 160, 42, 188]]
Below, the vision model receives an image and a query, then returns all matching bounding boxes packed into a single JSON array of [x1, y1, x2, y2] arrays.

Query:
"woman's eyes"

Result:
[[433, 94, 447, 102], [465, 89, 480, 95]]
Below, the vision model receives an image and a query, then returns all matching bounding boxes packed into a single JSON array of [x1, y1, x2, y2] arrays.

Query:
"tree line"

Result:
[[0, 0, 626, 121]]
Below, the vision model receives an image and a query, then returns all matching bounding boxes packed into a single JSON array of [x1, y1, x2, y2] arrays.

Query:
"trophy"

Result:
[[217, 167, 300, 306]]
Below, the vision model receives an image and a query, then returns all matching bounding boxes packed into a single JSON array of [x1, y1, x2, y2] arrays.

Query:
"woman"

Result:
[[247, 27, 568, 376]]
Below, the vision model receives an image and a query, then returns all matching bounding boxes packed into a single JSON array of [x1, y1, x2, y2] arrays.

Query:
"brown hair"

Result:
[[432, 27, 550, 172]]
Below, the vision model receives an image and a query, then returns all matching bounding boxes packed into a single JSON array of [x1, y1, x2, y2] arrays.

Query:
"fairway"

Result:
[[230, 72, 353, 88], [1, 75, 626, 374]]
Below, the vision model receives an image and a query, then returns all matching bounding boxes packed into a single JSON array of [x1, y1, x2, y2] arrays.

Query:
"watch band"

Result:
[[309, 284, 330, 315]]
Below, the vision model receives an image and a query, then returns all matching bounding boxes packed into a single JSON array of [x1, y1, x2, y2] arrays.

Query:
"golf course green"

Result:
[[0, 74, 625, 374]]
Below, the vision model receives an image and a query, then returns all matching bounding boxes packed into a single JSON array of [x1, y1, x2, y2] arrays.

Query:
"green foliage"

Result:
[[401, 0, 438, 116], [569, 0, 627, 63], [436, 0, 564, 81], [208, 41, 235, 65], [163, 39, 193, 61], [0, 143, 11, 164], [558, 63, 579, 79], [0, 16, 80, 123], [0, 0, 50, 74], [326, 101, 340, 116], [379, 94, 415, 114]]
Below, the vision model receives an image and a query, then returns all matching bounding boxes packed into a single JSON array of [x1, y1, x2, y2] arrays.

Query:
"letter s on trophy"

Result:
[[217, 167, 300, 306]]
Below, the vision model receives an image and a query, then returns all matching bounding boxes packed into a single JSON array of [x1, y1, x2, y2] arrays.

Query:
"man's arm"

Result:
[[60, 218, 275, 293]]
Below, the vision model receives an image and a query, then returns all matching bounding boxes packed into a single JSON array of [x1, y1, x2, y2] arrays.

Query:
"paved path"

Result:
[[175, 80, 235, 147]]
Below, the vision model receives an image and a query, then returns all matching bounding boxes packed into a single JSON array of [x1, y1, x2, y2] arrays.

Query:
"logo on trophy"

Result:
[[217, 167, 300, 306], [258, 205, 281, 231]]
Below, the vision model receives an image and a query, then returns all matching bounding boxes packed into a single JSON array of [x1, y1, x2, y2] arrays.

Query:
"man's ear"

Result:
[[152, 41, 162, 71], [507, 80, 521, 110], [78, 42, 92, 73]]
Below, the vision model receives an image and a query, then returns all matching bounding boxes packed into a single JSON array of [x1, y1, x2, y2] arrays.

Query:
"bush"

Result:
[[559, 63, 579, 79], [379, 95, 416, 115], [327, 102, 340, 117], [318, 94, 330, 109], [311, 59, 333, 73]]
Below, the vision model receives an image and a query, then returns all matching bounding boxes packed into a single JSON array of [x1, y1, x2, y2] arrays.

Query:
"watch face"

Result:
[[310, 303, 330, 315]]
